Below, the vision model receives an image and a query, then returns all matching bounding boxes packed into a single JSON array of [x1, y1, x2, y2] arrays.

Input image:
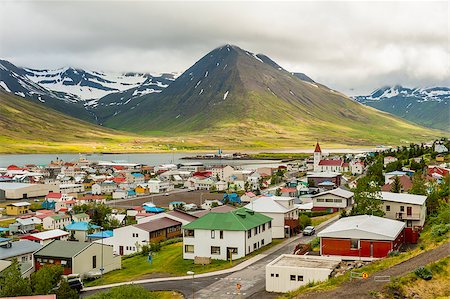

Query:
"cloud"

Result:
[[0, 1, 448, 94]]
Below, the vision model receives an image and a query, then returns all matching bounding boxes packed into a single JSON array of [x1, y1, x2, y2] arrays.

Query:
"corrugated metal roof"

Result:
[[183, 208, 272, 231], [0, 240, 42, 260], [318, 215, 405, 241], [134, 217, 181, 232], [34, 240, 91, 258]]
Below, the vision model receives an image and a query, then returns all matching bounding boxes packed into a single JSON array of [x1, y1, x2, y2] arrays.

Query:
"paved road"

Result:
[[82, 217, 338, 298]]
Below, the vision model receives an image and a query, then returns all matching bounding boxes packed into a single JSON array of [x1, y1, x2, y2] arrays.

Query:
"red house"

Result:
[[318, 215, 405, 259]]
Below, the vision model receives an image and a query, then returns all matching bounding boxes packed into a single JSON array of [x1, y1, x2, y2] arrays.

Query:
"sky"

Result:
[[0, 1, 448, 95]]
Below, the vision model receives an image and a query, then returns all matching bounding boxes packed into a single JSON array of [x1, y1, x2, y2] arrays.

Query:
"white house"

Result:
[[201, 200, 223, 210], [148, 179, 173, 193], [182, 208, 272, 261], [266, 255, 341, 293], [384, 156, 398, 166], [349, 161, 365, 175], [24, 229, 69, 246], [210, 165, 235, 181], [244, 196, 299, 238], [311, 188, 354, 212], [98, 217, 182, 255], [43, 214, 72, 230], [380, 192, 427, 228], [91, 181, 116, 195]]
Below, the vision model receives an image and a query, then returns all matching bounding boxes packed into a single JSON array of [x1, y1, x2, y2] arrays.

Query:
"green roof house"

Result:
[[182, 208, 273, 260]]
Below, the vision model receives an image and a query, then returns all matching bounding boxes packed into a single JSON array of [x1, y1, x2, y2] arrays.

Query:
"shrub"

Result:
[[431, 224, 450, 239], [299, 214, 312, 229], [388, 250, 400, 257], [150, 242, 161, 252], [159, 237, 182, 247], [414, 266, 432, 280], [310, 237, 320, 249]]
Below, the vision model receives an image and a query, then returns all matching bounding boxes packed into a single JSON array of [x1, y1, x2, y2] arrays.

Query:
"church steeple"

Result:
[[314, 142, 322, 153]]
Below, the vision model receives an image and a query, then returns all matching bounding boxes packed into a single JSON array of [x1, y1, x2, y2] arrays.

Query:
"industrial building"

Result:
[[0, 182, 59, 200]]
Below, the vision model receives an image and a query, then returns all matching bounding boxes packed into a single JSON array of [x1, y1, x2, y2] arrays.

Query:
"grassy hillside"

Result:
[[104, 45, 443, 147]]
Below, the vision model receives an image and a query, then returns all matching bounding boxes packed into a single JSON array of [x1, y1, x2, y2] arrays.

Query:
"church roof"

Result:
[[314, 142, 322, 153]]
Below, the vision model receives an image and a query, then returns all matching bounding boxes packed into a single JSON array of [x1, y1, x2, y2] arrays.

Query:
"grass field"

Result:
[[86, 239, 283, 286], [311, 212, 339, 227], [284, 220, 449, 298]]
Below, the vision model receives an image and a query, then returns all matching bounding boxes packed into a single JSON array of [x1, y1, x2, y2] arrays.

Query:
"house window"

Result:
[[316, 199, 325, 202], [400, 206, 405, 212], [261, 239, 265, 246], [185, 229, 195, 237], [254, 227, 258, 235], [211, 230, 215, 239], [262, 224, 265, 232], [185, 245, 194, 253], [248, 230, 252, 238], [92, 256, 97, 268], [271, 273, 274, 277], [220, 230, 224, 239], [276, 274, 279, 277], [350, 239, 359, 249], [297, 275, 303, 281], [386, 205, 390, 212], [290, 275, 296, 281], [253, 243, 257, 250], [326, 199, 333, 203], [334, 199, 342, 203], [211, 246, 220, 255], [268, 221, 272, 229], [61, 260, 67, 265]]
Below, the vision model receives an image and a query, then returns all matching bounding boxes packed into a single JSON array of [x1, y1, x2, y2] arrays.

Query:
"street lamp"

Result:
[[186, 271, 195, 299], [100, 227, 104, 276]]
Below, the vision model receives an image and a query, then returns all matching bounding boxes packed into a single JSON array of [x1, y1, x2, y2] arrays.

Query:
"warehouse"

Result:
[[266, 254, 341, 293], [318, 215, 405, 259], [0, 182, 59, 200]]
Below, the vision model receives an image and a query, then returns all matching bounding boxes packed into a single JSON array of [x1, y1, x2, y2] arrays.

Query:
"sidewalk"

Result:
[[83, 214, 339, 292]]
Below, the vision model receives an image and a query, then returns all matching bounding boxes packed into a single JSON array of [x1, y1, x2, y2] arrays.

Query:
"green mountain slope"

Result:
[[0, 90, 156, 153], [104, 45, 441, 147]]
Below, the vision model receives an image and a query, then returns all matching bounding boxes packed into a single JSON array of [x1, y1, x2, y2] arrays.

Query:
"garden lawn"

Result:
[[311, 212, 339, 227], [86, 239, 282, 286]]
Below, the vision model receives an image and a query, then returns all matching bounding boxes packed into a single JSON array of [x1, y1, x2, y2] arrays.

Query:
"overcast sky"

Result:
[[0, 1, 448, 95]]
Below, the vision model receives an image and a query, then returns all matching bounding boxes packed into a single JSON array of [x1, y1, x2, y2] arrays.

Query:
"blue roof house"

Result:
[[65, 221, 101, 242], [223, 193, 241, 204]]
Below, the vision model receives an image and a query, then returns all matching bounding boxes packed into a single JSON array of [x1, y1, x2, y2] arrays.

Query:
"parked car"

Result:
[[302, 226, 316, 236]]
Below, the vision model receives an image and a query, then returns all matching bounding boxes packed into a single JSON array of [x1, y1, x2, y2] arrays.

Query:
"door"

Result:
[[407, 207, 412, 216], [370, 242, 373, 257], [119, 246, 124, 256]]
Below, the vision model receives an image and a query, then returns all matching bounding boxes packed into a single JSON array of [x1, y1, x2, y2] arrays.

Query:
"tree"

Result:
[[31, 265, 63, 295], [55, 279, 79, 299], [350, 177, 385, 217], [409, 172, 427, 195], [0, 259, 32, 297], [307, 179, 315, 187], [390, 176, 402, 193], [211, 201, 219, 208], [299, 214, 312, 229], [275, 188, 282, 196]]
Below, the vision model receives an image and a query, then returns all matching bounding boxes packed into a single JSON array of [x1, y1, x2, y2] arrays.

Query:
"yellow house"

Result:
[[6, 202, 31, 216], [436, 155, 444, 162], [135, 185, 148, 195]]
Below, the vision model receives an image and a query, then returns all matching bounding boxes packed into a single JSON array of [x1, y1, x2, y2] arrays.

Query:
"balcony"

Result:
[[396, 212, 421, 220], [284, 217, 299, 229]]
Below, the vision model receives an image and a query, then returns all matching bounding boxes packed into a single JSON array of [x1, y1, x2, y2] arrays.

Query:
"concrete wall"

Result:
[[266, 265, 334, 293]]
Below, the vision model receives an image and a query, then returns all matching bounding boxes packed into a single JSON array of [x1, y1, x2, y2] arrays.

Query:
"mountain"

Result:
[[0, 59, 175, 123], [0, 60, 93, 121], [0, 90, 133, 153], [103, 45, 439, 147], [355, 85, 450, 131]]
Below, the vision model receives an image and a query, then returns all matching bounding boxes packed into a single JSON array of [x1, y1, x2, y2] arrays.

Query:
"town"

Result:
[[0, 139, 448, 298]]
